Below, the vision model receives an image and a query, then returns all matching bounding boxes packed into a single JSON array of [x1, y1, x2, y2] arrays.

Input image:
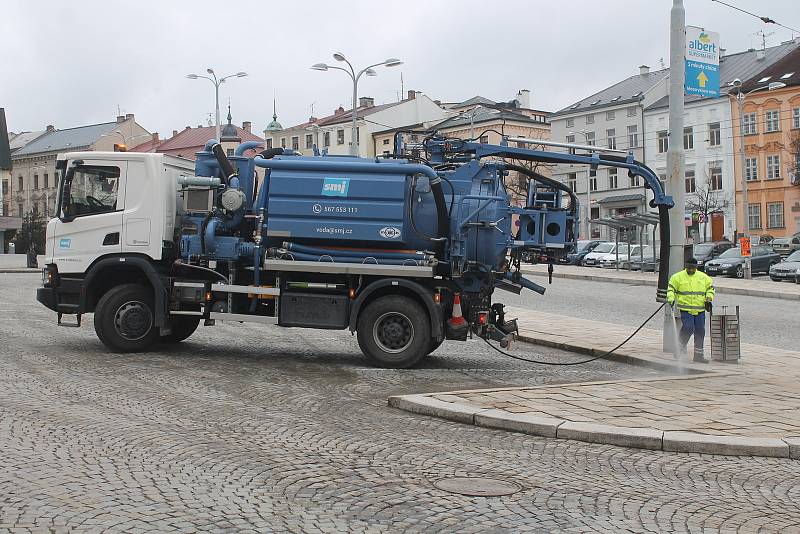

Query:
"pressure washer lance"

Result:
[[482, 303, 666, 366]]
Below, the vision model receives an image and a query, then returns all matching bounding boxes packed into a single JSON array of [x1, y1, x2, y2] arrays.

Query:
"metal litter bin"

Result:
[[710, 306, 740, 362]]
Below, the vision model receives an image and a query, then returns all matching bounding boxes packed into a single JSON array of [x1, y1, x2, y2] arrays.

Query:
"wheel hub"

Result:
[[114, 301, 153, 341], [373, 312, 414, 353]]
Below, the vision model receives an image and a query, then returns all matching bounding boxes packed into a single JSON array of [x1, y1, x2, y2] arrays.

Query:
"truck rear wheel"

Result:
[[94, 284, 158, 353], [357, 295, 430, 369], [160, 316, 200, 344]]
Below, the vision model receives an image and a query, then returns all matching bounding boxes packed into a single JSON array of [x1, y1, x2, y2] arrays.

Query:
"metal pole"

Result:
[[215, 82, 221, 142], [664, 0, 686, 354], [586, 170, 592, 239], [736, 92, 752, 278], [351, 75, 359, 156]]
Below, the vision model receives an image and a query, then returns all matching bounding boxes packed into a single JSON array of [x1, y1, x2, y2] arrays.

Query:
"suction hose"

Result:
[[212, 143, 237, 185], [656, 205, 671, 302]]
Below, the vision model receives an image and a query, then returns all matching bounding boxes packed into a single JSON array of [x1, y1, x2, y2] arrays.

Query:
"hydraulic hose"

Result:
[[429, 175, 449, 258], [656, 205, 671, 302], [280, 250, 428, 266], [212, 143, 237, 185], [284, 242, 429, 261]]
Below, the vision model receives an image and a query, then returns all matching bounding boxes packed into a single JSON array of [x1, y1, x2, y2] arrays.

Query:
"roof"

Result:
[[13, 121, 119, 156], [739, 44, 800, 92], [553, 69, 669, 117], [9, 131, 45, 153], [129, 137, 163, 153], [153, 125, 263, 152], [430, 107, 545, 130], [317, 101, 398, 127], [646, 40, 800, 110], [597, 193, 646, 204], [452, 96, 497, 108]]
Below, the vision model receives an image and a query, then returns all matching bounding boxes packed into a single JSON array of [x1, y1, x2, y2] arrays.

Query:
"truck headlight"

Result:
[[42, 263, 59, 288]]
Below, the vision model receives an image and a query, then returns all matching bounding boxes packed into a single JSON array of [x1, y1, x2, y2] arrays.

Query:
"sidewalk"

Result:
[[522, 264, 800, 301], [390, 307, 800, 458]]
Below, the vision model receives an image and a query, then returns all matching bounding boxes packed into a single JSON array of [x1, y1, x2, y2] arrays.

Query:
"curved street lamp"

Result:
[[186, 69, 248, 141], [310, 54, 403, 156]]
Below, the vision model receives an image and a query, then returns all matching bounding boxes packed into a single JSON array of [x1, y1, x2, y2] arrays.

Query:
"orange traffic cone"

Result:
[[449, 293, 466, 326]]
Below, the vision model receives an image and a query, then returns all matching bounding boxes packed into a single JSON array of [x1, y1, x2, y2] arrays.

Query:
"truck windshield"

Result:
[[60, 165, 121, 219]]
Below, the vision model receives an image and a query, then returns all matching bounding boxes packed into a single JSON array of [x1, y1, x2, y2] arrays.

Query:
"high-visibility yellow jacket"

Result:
[[667, 269, 715, 315]]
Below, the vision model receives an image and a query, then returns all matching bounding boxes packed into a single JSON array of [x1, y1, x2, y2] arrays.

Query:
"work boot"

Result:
[[693, 356, 709, 364]]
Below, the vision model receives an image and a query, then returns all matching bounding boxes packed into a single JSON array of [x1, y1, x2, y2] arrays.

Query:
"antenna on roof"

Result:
[[400, 72, 404, 102], [752, 29, 775, 50], [660, 57, 666, 70]]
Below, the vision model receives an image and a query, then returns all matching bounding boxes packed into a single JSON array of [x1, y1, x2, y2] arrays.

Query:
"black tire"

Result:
[[734, 265, 744, 278], [356, 295, 431, 369], [427, 337, 444, 355], [770, 276, 782, 282], [94, 284, 158, 353], [160, 316, 200, 343]]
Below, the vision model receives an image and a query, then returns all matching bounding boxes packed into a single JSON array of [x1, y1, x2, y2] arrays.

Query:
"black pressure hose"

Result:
[[656, 206, 671, 301], [429, 175, 449, 259], [259, 147, 285, 159], [212, 143, 237, 185]]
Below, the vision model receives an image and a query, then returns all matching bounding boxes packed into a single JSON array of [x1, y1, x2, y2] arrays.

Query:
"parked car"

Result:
[[582, 242, 627, 267], [796, 267, 800, 285], [622, 250, 660, 271], [703, 245, 781, 278], [769, 250, 800, 282], [565, 240, 603, 265], [693, 241, 734, 270], [755, 234, 774, 245], [772, 234, 800, 256], [600, 245, 651, 269]]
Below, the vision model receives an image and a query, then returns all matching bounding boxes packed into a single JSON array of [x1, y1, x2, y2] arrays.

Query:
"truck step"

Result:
[[57, 312, 82, 328]]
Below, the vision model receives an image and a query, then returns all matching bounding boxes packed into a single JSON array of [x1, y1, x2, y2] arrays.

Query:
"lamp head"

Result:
[[236, 72, 248, 77], [365, 68, 377, 77], [383, 58, 403, 67], [768, 81, 787, 90], [731, 78, 742, 88], [206, 68, 214, 75], [311, 63, 329, 71], [332, 53, 346, 62], [186, 74, 199, 79]]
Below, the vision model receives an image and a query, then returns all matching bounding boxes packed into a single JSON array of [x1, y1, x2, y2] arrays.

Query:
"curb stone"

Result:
[[389, 394, 798, 458]]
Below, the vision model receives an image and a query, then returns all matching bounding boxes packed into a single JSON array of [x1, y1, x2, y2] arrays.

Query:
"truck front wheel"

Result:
[[160, 316, 200, 344], [357, 295, 430, 368], [94, 284, 158, 353]]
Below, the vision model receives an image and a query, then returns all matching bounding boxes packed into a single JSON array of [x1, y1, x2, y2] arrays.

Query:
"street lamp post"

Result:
[[730, 79, 786, 279], [186, 69, 248, 142], [311, 54, 402, 156], [570, 130, 593, 239]]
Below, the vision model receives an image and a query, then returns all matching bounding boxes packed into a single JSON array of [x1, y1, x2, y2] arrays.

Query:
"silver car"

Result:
[[769, 250, 800, 282]]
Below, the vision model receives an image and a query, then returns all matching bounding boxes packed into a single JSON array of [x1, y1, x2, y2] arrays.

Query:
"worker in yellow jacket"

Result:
[[667, 257, 715, 363]]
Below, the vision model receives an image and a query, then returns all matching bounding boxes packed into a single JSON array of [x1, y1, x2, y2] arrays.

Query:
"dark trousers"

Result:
[[679, 311, 706, 359]]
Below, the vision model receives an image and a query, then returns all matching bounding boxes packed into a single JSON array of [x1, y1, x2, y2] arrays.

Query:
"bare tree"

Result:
[[505, 131, 558, 207], [685, 175, 732, 242], [789, 130, 800, 185]]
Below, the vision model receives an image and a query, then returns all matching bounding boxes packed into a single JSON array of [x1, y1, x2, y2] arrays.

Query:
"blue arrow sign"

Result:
[[685, 61, 720, 97]]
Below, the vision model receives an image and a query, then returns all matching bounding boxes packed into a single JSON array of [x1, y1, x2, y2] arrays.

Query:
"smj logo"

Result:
[[321, 177, 350, 197], [59, 238, 71, 249], [379, 227, 402, 239]]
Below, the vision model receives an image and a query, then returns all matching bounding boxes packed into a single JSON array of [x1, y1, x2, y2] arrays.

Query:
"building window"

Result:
[[630, 174, 640, 187], [586, 114, 594, 124], [266, 138, 273, 149], [226, 148, 234, 157], [708, 122, 721, 146], [566, 134, 576, 154], [566, 117, 574, 128], [567, 172, 577, 192], [683, 127, 693, 150], [793, 107, 800, 129], [606, 128, 616, 150], [589, 175, 597, 192], [745, 157, 758, 181], [585, 131, 595, 146], [324, 132, 331, 147], [479, 135, 488, 144], [765, 110, 780, 133], [685, 170, 696, 193], [709, 162, 723, 190], [383, 138, 390, 145], [305, 134, 313, 149], [657, 130, 668, 153], [356, 127, 360, 144], [44, 173, 49, 189], [767, 202, 784, 229], [33, 174, 39, 190], [337, 130, 345, 145], [280, 138, 286, 148], [18, 176, 23, 190], [606, 110, 615, 121], [659, 174, 667, 193], [627, 125, 638, 148], [626, 106, 637, 117], [743, 112, 757, 135], [766, 155, 781, 179], [748, 204, 761, 230], [589, 169, 597, 178], [291, 136, 299, 150], [608, 168, 618, 189], [18, 203, 24, 215], [1, 180, 7, 195]]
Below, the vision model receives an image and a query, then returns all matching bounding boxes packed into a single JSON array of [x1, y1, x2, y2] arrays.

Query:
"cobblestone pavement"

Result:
[[2, 274, 800, 532]]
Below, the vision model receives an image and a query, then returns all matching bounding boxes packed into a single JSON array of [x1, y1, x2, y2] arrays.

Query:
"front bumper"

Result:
[[703, 265, 733, 276], [36, 287, 58, 311]]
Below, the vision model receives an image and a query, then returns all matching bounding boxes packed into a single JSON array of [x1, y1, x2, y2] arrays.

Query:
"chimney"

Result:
[[720, 47, 726, 57], [125, 113, 134, 121], [407, 90, 416, 100], [639, 65, 650, 76], [151, 132, 159, 143], [335, 106, 345, 115], [756, 49, 766, 60], [242, 121, 252, 133], [172, 130, 178, 137], [359, 96, 374, 108], [116, 115, 125, 123], [197, 125, 202, 128], [517, 89, 531, 109], [433, 99, 442, 106], [46, 125, 55, 132]]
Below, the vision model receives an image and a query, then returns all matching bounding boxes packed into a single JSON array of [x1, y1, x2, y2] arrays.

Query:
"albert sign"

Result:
[[685, 26, 720, 98]]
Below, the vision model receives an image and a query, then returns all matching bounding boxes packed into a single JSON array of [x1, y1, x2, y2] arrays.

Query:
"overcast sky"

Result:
[[2, 0, 798, 138]]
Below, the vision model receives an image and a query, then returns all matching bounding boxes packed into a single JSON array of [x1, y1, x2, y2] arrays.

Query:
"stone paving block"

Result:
[[662, 431, 790, 457], [474, 409, 564, 438], [556, 421, 663, 450], [387, 394, 478, 424], [783, 437, 800, 459]]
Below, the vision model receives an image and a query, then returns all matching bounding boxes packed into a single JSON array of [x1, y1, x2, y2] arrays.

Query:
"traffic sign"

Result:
[[740, 237, 751, 257], [685, 26, 720, 98]]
